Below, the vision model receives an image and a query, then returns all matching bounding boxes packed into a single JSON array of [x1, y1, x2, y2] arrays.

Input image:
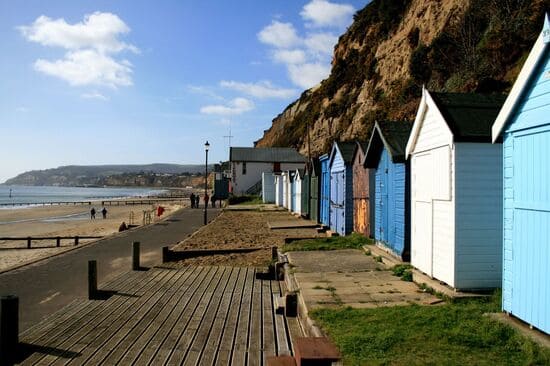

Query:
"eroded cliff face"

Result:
[[254, 0, 547, 155]]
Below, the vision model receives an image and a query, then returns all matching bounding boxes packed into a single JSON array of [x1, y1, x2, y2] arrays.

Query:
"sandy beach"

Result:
[[0, 201, 185, 272]]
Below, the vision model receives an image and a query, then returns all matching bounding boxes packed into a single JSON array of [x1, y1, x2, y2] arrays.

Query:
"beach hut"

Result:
[[301, 168, 310, 218], [319, 154, 330, 227], [262, 172, 275, 203], [293, 169, 304, 214], [328, 141, 356, 236], [309, 158, 321, 223], [289, 170, 297, 212], [491, 15, 550, 334], [406, 89, 505, 290], [282, 171, 290, 209], [364, 121, 413, 260], [274, 174, 284, 206], [352, 141, 373, 237]]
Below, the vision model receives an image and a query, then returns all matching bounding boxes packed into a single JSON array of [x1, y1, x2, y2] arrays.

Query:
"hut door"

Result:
[[380, 165, 389, 243]]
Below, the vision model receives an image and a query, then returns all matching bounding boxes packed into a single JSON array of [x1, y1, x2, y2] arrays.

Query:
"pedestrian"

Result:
[[211, 193, 217, 208], [204, 193, 209, 208], [195, 195, 200, 208], [90, 207, 96, 219], [118, 221, 128, 232], [101, 207, 107, 219], [190, 193, 196, 208]]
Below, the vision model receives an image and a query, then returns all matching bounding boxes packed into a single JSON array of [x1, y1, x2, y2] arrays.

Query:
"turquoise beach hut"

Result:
[[491, 15, 550, 334], [319, 154, 330, 226]]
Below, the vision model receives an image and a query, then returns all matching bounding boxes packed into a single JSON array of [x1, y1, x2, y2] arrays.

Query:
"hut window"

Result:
[[242, 162, 247, 175], [274, 162, 281, 172]]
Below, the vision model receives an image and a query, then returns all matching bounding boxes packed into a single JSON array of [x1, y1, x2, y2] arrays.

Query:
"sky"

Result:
[[0, 0, 368, 183]]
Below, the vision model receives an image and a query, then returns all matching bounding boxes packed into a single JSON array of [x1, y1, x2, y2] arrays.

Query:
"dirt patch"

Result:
[[171, 210, 323, 267]]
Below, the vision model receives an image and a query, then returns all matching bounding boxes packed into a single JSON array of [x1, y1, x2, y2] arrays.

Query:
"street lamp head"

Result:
[[205, 141, 210, 152]]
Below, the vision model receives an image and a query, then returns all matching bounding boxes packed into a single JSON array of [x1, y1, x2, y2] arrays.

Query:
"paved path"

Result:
[[0, 207, 220, 331], [17, 266, 299, 365]]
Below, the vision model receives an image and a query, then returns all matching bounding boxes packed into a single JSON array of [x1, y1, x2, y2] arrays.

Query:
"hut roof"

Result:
[[229, 147, 305, 163], [364, 121, 413, 167]]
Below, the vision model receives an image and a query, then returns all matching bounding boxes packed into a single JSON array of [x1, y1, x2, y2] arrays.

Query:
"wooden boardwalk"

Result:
[[18, 266, 301, 365]]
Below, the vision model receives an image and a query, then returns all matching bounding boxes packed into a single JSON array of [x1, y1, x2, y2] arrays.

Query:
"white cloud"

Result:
[[200, 98, 254, 115], [257, 21, 301, 49], [220, 80, 298, 99], [18, 12, 138, 53], [300, 0, 355, 28], [81, 91, 108, 100], [288, 63, 331, 89], [19, 12, 137, 88], [34, 49, 132, 88], [186, 85, 224, 100], [304, 32, 338, 56], [272, 49, 307, 65]]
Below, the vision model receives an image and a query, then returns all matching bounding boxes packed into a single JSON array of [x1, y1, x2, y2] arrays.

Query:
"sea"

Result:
[[0, 185, 166, 207]]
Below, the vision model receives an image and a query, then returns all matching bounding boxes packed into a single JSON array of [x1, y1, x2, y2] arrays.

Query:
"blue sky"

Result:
[[0, 0, 367, 183]]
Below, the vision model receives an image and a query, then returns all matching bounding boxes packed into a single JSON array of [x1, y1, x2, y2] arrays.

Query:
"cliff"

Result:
[[254, 0, 548, 154]]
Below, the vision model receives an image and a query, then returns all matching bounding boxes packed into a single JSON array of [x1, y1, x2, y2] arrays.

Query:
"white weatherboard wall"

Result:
[[410, 100, 455, 285], [231, 162, 303, 195], [274, 175, 283, 206], [282, 172, 289, 209], [262, 172, 275, 203], [454, 143, 502, 288], [295, 172, 302, 214]]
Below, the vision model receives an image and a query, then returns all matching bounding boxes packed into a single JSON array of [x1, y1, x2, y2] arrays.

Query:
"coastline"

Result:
[[0, 200, 186, 273]]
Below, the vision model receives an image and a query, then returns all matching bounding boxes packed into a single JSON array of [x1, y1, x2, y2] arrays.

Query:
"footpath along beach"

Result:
[[0, 200, 186, 273]]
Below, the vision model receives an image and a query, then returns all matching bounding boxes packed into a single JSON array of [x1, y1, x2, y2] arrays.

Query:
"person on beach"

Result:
[[118, 221, 128, 232], [101, 207, 107, 219], [204, 193, 209, 208], [90, 207, 96, 219], [190, 193, 195, 208]]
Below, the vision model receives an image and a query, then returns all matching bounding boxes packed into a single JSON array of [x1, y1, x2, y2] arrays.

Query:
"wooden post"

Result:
[[162, 246, 170, 263], [285, 292, 297, 317], [0, 295, 18, 365], [132, 241, 140, 270], [88, 260, 97, 300], [74, 236, 79, 246], [56, 236, 61, 247], [27, 237, 31, 249], [271, 246, 278, 261]]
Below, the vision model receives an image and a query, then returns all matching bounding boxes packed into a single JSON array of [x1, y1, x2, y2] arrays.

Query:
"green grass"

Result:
[[392, 264, 413, 282], [310, 292, 550, 365], [227, 195, 263, 205], [282, 233, 373, 252]]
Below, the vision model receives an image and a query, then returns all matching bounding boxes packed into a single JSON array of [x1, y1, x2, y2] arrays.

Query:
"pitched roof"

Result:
[[229, 147, 306, 163], [492, 14, 550, 141], [364, 120, 413, 167], [351, 141, 368, 163], [308, 157, 321, 176], [430, 92, 507, 142], [330, 141, 357, 166]]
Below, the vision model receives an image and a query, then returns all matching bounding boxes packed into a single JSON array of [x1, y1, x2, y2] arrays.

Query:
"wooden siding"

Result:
[[412, 103, 453, 153], [320, 156, 330, 226], [310, 176, 320, 222], [455, 143, 503, 289], [374, 148, 408, 258], [294, 174, 302, 214], [262, 173, 275, 203], [301, 175, 310, 218], [329, 147, 354, 236], [353, 148, 371, 237]]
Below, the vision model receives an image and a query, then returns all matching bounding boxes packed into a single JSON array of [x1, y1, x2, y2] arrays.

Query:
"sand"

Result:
[[0, 201, 185, 272]]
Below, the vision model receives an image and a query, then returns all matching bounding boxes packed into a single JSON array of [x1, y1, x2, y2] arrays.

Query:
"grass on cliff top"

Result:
[[311, 291, 550, 366], [282, 233, 373, 252]]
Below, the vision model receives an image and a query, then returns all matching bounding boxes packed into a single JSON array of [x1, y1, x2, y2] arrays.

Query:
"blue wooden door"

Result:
[[320, 158, 330, 226], [290, 177, 296, 212], [330, 170, 345, 235], [380, 152, 389, 243]]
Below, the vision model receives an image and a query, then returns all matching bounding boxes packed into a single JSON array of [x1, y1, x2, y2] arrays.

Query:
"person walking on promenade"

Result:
[[101, 207, 107, 219], [190, 193, 196, 208], [90, 207, 96, 219], [195, 195, 200, 208], [211, 193, 217, 208], [204, 193, 209, 208]]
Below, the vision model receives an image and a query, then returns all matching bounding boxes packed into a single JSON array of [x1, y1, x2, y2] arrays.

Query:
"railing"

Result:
[[245, 180, 262, 195], [0, 197, 187, 207], [0, 236, 103, 249]]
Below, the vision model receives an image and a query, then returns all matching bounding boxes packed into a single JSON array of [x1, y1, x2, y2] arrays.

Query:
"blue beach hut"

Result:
[[364, 121, 413, 260], [328, 141, 356, 236], [319, 154, 330, 226], [492, 15, 550, 334]]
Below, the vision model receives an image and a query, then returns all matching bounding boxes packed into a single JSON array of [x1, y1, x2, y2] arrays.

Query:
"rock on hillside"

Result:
[[254, 0, 549, 154]]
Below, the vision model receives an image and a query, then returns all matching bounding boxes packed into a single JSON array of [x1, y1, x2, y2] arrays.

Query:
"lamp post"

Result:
[[204, 141, 210, 225]]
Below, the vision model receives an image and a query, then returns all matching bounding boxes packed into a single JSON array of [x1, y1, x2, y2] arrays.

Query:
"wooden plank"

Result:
[[131, 266, 213, 365], [272, 281, 290, 356], [278, 281, 302, 355], [110, 266, 204, 364], [71, 269, 189, 365], [198, 267, 243, 366], [182, 267, 238, 366], [248, 270, 263, 366], [146, 266, 220, 365], [25, 268, 171, 365], [230, 268, 255, 366], [262, 279, 276, 361], [19, 270, 147, 365], [166, 266, 229, 364], [212, 267, 249, 366]]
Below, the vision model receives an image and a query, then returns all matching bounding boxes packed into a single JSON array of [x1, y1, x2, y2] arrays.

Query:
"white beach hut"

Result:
[[406, 88, 506, 290], [293, 169, 304, 214], [282, 171, 290, 209], [274, 174, 284, 206], [262, 172, 275, 203]]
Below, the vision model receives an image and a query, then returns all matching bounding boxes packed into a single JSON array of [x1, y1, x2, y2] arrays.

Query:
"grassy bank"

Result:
[[283, 233, 373, 252], [311, 292, 549, 365]]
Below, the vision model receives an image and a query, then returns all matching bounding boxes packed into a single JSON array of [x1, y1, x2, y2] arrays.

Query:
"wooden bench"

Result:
[[294, 337, 341, 366]]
